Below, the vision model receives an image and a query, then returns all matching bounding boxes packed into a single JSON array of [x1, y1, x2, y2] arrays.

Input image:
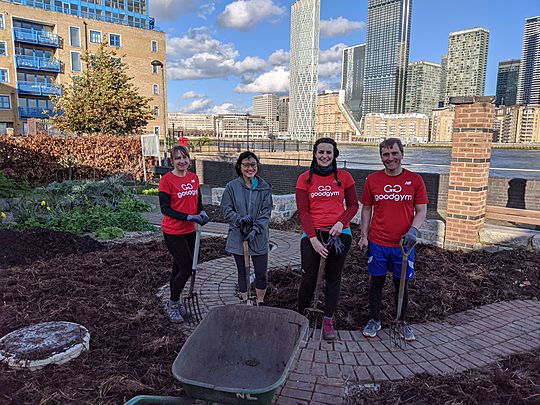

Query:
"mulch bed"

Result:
[[0, 229, 228, 405], [346, 349, 540, 404]]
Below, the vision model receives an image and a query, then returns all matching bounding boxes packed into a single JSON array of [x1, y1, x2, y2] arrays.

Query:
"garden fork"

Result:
[[183, 224, 204, 325], [389, 238, 416, 349], [243, 240, 256, 305]]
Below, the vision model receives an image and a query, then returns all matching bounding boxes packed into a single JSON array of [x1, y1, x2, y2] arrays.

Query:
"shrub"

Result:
[[118, 196, 152, 212], [0, 171, 32, 198], [96, 226, 125, 240]]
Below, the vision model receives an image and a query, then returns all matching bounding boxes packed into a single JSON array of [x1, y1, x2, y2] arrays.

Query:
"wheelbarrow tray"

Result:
[[172, 305, 308, 405]]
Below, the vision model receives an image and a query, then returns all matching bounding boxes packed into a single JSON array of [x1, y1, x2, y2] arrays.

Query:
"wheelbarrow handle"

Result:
[[188, 223, 202, 295]]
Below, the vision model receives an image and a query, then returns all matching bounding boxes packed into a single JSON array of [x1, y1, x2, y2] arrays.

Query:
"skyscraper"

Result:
[[252, 93, 278, 136], [288, 0, 320, 141], [517, 16, 540, 105], [439, 54, 447, 105], [405, 61, 442, 117], [445, 27, 489, 103], [341, 44, 365, 121], [363, 0, 412, 115], [496, 60, 521, 106]]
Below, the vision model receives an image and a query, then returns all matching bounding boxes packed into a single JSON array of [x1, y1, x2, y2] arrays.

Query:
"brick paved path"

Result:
[[147, 214, 540, 404]]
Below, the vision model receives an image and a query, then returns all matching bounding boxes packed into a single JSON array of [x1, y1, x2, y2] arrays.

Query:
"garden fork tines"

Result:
[[389, 239, 416, 349], [183, 224, 204, 325]]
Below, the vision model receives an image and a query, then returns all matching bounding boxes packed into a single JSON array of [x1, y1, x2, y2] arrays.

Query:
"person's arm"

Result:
[[339, 185, 359, 225], [220, 185, 242, 225], [252, 190, 272, 235], [411, 203, 427, 230], [296, 188, 315, 238], [197, 190, 205, 213], [159, 192, 189, 221], [357, 205, 372, 249]]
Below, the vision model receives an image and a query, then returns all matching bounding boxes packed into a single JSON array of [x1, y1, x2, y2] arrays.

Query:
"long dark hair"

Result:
[[307, 137, 341, 186], [235, 151, 261, 176]]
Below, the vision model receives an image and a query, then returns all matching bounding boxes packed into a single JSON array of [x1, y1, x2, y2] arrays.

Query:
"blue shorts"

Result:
[[367, 241, 415, 280]]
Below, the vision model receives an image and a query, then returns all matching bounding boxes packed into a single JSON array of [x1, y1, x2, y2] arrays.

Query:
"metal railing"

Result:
[[15, 54, 61, 71], [13, 27, 60, 47], [18, 106, 51, 118], [17, 81, 61, 96]]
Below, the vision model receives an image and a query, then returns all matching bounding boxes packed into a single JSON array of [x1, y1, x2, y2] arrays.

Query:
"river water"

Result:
[[338, 146, 540, 179]]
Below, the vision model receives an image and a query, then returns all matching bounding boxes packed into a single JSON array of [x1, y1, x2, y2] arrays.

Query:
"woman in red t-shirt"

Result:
[[158, 145, 209, 323], [295, 138, 358, 340]]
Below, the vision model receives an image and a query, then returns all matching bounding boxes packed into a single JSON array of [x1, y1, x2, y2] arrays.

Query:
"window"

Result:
[[152, 64, 158, 75], [0, 95, 10, 110], [151, 40, 158, 52], [0, 41, 7, 56], [153, 105, 159, 117], [70, 51, 82, 72], [89, 30, 102, 44], [153, 84, 159, 95], [0, 69, 8, 83], [109, 33, 121, 47], [154, 126, 160, 135], [0, 14, 5, 30], [69, 27, 81, 47]]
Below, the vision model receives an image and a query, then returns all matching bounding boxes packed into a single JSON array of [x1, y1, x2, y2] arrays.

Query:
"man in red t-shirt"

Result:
[[358, 138, 428, 341]]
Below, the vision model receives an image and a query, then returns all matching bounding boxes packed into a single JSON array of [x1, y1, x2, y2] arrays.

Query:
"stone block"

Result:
[[212, 187, 225, 205], [418, 220, 445, 247], [479, 225, 536, 248], [533, 235, 540, 251]]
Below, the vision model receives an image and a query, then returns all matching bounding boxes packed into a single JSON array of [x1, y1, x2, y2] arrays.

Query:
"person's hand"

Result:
[[199, 210, 209, 226], [187, 214, 203, 224], [239, 215, 253, 226], [244, 229, 257, 242], [329, 221, 343, 237], [310, 237, 328, 259], [401, 227, 418, 248], [357, 236, 369, 256]]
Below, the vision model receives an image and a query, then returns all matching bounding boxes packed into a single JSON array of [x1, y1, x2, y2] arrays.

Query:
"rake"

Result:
[[389, 238, 416, 349], [183, 223, 204, 325]]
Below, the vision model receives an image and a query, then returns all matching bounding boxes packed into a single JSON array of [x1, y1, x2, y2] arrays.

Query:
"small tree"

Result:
[[51, 43, 153, 136]]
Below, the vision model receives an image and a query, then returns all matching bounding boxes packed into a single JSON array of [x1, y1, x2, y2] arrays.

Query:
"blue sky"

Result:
[[148, 0, 538, 114]]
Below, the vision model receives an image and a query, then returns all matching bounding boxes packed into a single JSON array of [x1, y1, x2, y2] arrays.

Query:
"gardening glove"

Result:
[[187, 214, 204, 224], [401, 227, 418, 248], [326, 235, 345, 255], [243, 229, 257, 242], [199, 210, 209, 226], [239, 215, 253, 226]]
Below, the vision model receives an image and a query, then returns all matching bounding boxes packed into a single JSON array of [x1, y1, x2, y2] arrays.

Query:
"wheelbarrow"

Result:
[[124, 305, 309, 405]]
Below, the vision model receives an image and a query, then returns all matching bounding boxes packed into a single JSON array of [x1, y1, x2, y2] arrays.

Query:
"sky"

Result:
[[148, 0, 538, 115]]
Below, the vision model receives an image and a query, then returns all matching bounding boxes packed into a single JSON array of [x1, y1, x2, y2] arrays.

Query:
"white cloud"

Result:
[[180, 98, 214, 113], [150, 0, 201, 21], [320, 43, 348, 63], [167, 28, 267, 80], [208, 103, 248, 114], [179, 97, 248, 114], [182, 91, 205, 99], [320, 17, 365, 38], [318, 61, 342, 79], [268, 49, 290, 66], [217, 0, 285, 31], [235, 67, 290, 93]]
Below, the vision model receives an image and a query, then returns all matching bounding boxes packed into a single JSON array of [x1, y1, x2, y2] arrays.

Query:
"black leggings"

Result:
[[233, 253, 268, 293], [369, 275, 409, 321], [163, 232, 196, 301], [297, 234, 352, 318]]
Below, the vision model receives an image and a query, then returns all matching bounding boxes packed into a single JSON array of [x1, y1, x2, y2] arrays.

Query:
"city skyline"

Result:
[[151, 0, 538, 114]]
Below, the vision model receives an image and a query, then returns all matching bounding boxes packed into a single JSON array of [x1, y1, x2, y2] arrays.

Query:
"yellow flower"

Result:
[[0, 212, 6, 219], [47, 206, 51, 211], [41, 200, 47, 206]]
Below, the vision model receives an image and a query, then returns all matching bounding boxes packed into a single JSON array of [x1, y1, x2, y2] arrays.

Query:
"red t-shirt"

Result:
[[296, 169, 355, 231], [360, 169, 428, 247], [158, 171, 200, 235]]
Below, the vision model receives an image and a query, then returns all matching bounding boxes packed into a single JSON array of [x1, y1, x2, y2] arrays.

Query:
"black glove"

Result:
[[187, 214, 203, 224], [326, 235, 345, 255], [239, 215, 253, 226], [199, 210, 209, 226], [401, 227, 418, 247], [244, 229, 257, 242]]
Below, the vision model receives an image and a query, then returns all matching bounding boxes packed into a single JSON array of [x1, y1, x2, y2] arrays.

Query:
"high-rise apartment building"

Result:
[[288, 0, 320, 141], [362, 113, 429, 144], [439, 54, 447, 105], [517, 16, 540, 105], [405, 61, 442, 117], [0, 0, 166, 135], [277, 96, 289, 136], [363, 0, 412, 115], [341, 44, 365, 121], [252, 93, 278, 136], [445, 27, 489, 104], [315, 90, 359, 143], [431, 107, 454, 143], [496, 60, 520, 106], [495, 105, 540, 143]]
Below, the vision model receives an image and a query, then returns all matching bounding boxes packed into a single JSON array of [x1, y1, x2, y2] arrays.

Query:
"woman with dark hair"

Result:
[[221, 151, 273, 305], [296, 138, 358, 340], [158, 145, 209, 323]]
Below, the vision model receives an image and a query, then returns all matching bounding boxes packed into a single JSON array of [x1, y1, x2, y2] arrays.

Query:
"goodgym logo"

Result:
[[177, 183, 197, 199], [375, 184, 412, 202], [311, 185, 340, 198]]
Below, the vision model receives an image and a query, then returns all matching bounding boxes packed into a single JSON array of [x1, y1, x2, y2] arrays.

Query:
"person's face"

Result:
[[240, 157, 258, 178], [380, 143, 403, 172], [172, 151, 190, 172], [315, 143, 334, 167]]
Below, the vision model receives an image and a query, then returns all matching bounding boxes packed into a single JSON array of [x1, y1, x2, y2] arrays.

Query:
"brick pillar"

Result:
[[444, 96, 495, 250]]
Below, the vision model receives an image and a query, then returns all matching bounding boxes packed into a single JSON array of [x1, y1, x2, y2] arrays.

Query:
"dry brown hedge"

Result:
[[0, 134, 156, 185]]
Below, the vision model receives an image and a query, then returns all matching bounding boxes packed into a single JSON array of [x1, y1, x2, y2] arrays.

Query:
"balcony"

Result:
[[17, 81, 61, 96], [13, 27, 60, 48], [18, 106, 51, 118], [15, 55, 61, 72]]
